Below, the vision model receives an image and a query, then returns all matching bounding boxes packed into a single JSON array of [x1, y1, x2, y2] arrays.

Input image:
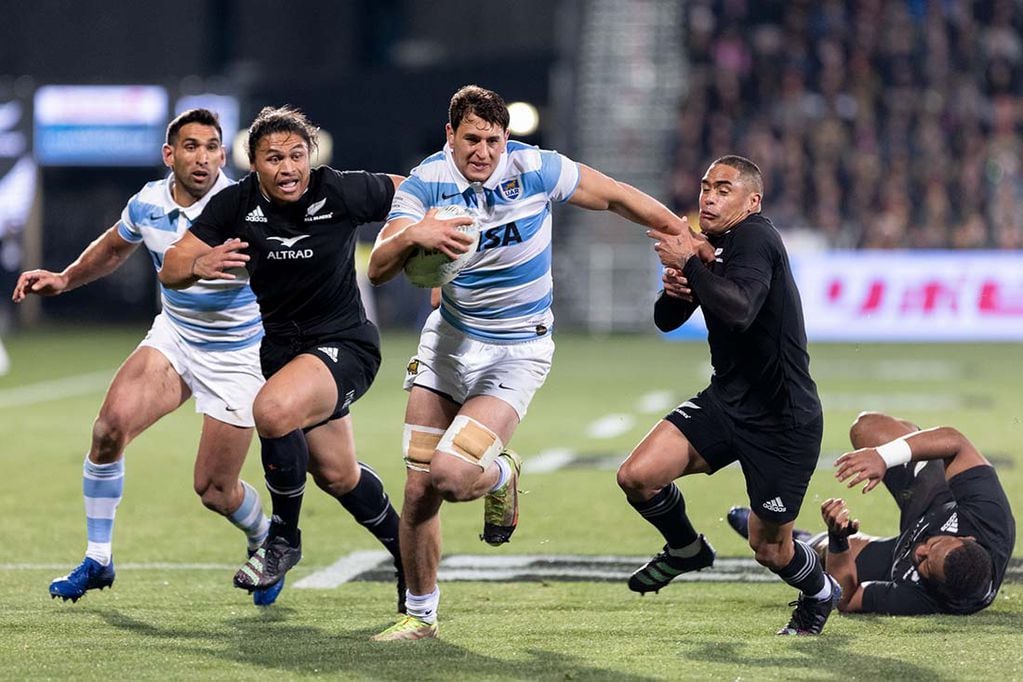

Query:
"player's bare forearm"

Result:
[[569, 165, 685, 235], [825, 549, 860, 612], [160, 244, 201, 289], [368, 219, 417, 285], [14, 226, 136, 301], [60, 227, 137, 290]]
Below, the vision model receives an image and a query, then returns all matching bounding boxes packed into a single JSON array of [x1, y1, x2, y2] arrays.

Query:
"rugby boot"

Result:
[[234, 531, 301, 592], [777, 575, 842, 635], [481, 450, 521, 546], [371, 614, 438, 642], [49, 557, 115, 602], [727, 506, 813, 544], [628, 535, 715, 594]]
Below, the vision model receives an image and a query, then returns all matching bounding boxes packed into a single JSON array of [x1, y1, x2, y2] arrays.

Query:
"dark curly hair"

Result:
[[247, 105, 318, 163], [449, 85, 510, 132]]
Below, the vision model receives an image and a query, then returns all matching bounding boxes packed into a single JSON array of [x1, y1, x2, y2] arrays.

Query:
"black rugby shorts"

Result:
[[664, 392, 822, 524], [260, 335, 380, 421]]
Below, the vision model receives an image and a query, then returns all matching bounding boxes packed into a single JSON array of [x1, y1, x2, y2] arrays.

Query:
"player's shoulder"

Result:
[[735, 214, 784, 247], [505, 140, 549, 172], [407, 149, 448, 181]]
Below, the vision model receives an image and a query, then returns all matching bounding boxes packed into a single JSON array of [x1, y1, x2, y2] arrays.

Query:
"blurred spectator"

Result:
[[674, 0, 1023, 249]]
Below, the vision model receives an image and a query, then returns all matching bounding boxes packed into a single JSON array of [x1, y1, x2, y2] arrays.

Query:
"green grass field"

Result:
[[1, 327, 1020, 680]]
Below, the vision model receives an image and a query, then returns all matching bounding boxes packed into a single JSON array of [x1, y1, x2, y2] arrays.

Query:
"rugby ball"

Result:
[[403, 204, 481, 288]]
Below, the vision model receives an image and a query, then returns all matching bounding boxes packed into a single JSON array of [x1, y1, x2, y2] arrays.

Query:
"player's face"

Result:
[[698, 163, 761, 235], [251, 132, 311, 204], [163, 123, 225, 205], [912, 535, 965, 583], [446, 114, 509, 183]]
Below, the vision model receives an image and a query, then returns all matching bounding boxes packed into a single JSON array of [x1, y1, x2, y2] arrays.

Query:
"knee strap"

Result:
[[403, 424, 445, 473], [436, 415, 504, 470]]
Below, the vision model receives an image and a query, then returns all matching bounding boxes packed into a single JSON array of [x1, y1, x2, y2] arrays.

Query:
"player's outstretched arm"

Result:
[[160, 232, 249, 289], [568, 165, 687, 236], [12, 225, 137, 302], [835, 426, 990, 494], [367, 210, 474, 285], [820, 498, 865, 613]]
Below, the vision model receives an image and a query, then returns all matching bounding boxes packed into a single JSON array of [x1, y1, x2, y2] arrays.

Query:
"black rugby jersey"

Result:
[[870, 466, 1015, 615], [190, 167, 394, 344], [656, 214, 821, 429]]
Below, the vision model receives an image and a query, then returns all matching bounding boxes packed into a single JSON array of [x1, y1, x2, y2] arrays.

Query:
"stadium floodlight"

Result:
[[507, 101, 540, 136]]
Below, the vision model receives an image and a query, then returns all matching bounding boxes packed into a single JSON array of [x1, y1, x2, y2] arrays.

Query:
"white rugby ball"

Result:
[[403, 204, 481, 288]]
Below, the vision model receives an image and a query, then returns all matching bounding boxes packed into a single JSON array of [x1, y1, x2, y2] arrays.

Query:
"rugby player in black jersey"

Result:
[[160, 106, 406, 612], [619, 155, 839, 634]]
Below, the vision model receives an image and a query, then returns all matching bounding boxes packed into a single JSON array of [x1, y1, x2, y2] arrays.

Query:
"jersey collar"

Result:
[[164, 171, 233, 221], [443, 143, 510, 193]]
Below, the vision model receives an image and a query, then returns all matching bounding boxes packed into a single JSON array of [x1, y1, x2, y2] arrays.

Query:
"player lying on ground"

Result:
[[728, 411, 1015, 615]]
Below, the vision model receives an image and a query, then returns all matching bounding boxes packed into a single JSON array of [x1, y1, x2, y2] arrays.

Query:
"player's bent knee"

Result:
[[91, 414, 131, 458], [195, 478, 236, 515], [436, 415, 504, 469], [252, 395, 301, 438], [402, 424, 444, 473]]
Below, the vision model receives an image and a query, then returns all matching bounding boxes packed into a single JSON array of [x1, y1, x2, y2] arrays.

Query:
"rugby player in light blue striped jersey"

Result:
[[12, 109, 279, 606], [368, 85, 689, 641]]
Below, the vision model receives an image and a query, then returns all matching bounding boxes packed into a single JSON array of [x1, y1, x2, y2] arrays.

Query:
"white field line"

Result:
[[585, 414, 635, 439], [0, 370, 114, 409], [524, 448, 576, 473], [291, 550, 391, 589]]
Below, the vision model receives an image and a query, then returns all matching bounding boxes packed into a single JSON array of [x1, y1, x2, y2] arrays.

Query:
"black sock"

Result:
[[773, 539, 827, 597], [260, 429, 309, 545], [628, 483, 699, 549], [337, 463, 401, 564]]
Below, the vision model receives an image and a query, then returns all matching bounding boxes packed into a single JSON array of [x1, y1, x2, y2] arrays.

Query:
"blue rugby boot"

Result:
[[252, 576, 286, 606], [49, 557, 115, 602]]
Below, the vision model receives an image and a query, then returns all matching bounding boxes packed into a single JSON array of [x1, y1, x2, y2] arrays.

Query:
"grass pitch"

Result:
[[1, 326, 1020, 680]]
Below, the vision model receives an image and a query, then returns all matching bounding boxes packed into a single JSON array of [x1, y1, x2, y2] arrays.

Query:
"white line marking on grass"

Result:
[[0, 370, 114, 409], [291, 550, 391, 589], [525, 448, 576, 473], [585, 414, 635, 439], [637, 390, 677, 414]]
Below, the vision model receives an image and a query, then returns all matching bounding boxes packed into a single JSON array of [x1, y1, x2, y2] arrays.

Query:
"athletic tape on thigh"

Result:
[[402, 424, 445, 473], [436, 415, 504, 470]]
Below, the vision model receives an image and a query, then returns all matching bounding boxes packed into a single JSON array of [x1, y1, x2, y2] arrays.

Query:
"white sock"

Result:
[[489, 456, 511, 493], [667, 537, 703, 559], [809, 576, 834, 601], [405, 586, 440, 624]]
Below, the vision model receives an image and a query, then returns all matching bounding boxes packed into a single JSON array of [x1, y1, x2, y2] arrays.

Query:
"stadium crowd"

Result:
[[671, 0, 1023, 249]]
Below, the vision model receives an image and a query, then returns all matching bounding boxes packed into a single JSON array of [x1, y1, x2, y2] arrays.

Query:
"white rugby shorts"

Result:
[[139, 313, 264, 428], [403, 310, 554, 420]]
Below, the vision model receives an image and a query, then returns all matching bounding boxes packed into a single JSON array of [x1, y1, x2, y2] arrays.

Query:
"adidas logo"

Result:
[[762, 497, 787, 513], [940, 513, 958, 534], [319, 347, 338, 362], [245, 206, 267, 223]]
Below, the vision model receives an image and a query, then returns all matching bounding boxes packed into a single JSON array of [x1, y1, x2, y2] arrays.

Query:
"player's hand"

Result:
[[690, 227, 716, 264], [820, 498, 859, 537], [834, 447, 887, 493], [648, 216, 699, 269], [662, 268, 694, 302], [191, 239, 250, 280], [12, 269, 69, 302], [407, 208, 476, 261]]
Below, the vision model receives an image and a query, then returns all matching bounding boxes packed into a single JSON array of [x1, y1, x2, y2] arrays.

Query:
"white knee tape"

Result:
[[402, 423, 446, 473], [436, 415, 504, 470]]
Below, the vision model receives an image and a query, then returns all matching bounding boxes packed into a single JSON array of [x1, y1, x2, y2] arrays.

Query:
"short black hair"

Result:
[[449, 85, 510, 132], [711, 155, 764, 194], [166, 108, 222, 146], [942, 539, 993, 598], [247, 105, 318, 163]]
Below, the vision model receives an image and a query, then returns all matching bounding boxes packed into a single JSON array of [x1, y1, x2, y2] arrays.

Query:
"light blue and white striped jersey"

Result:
[[118, 173, 263, 351], [389, 141, 580, 342]]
